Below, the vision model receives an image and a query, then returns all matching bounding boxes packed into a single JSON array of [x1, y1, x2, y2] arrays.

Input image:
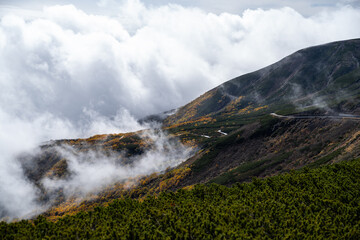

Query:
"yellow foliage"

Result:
[[166, 116, 214, 130], [254, 105, 268, 111], [158, 167, 191, 192], [182, 185, 194, 191]]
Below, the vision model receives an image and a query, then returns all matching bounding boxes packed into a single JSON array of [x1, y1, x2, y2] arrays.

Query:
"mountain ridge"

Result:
[[164, 38, 360, 126]]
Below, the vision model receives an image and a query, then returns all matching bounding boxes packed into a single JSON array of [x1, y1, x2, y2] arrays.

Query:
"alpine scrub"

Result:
[[2, 158, 360, 239]]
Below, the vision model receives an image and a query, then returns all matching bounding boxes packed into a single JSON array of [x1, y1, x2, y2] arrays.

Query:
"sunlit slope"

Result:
[[165, 38, 360, 126]]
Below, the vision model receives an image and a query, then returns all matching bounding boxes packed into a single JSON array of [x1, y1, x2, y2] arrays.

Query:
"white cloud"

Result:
[[0, 1, 360, 219], [97, 0, 117, 8], [42, 129, 193, 198]]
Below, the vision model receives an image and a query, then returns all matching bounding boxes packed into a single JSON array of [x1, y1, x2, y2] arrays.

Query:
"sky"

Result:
[[0, 0, 360, 219], [1, 0, 360, 16]]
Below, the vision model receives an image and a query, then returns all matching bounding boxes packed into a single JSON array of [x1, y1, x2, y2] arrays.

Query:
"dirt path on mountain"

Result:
[[270, 113, 360, 120]]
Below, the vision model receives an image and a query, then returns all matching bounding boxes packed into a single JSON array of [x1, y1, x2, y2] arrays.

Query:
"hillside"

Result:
[[164, 38, 360, 126], [3, 38, 360, 221], [2, 158, 360, 238]]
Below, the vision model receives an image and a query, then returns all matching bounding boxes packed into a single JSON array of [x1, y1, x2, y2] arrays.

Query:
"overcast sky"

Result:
[[0, 0, 360, 219], [1, 0, 360, 16]]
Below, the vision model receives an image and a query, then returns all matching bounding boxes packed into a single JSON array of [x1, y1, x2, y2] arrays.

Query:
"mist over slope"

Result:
[[1, 1, 360, 220], [4, 157, 360, 239], [1, 38, 358, 221]]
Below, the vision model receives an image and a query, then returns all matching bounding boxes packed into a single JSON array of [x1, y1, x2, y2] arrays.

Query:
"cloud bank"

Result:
[[0, 0, 360, 219]]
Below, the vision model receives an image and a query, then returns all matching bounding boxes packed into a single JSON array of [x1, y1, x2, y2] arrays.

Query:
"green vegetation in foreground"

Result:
[[2, 158, 360, 239], [211, 152, 292, 185]]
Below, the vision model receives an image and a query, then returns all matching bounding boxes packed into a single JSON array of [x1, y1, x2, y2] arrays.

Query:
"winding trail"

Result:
[[270, 113, 360, 120]]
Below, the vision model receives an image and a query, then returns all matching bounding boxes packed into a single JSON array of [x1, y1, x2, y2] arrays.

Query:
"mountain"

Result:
[[9, 38, 360, 220], [165, 38, 360, 126], [159, 38, 360, 186]]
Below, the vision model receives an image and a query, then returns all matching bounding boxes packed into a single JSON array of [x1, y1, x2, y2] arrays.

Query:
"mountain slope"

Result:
[[164, 38, 360, 126], [8, 38, 360, 220]]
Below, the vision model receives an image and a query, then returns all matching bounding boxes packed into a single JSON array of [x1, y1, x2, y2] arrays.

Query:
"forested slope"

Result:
[[2, 158, 360, 239]]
